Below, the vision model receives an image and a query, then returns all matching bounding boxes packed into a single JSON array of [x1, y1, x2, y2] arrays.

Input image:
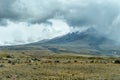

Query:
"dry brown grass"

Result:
[[0, 51, 119, 80]]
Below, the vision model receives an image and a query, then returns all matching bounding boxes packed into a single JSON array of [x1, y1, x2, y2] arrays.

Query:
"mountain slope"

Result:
[[31, 28, 120, 56], [2, 28, 119, 56]]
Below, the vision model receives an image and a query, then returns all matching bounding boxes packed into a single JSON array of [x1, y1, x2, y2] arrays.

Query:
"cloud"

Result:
[[0, 0, 120, 45], [0, 0, 17, 21], [0, 0, 60, 24], [0, 0, 119, 26], [0, 19, 71, 45]]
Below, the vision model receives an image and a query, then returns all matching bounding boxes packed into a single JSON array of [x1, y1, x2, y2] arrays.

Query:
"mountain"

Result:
[[1, 28, 120, 56], [31, 28, 120, 56]]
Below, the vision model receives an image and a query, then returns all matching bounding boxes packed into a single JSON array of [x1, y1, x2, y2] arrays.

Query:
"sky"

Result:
[[0, 0, 120, 45]]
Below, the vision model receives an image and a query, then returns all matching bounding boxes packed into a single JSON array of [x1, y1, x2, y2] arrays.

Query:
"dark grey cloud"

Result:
[[11, 0, 59, 24], [63, 3, 119, 27], [0, 0, 119, 27], [0, 0, 17, 20]]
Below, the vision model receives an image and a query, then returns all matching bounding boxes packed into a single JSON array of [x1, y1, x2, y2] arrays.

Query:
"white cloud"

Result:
[[0, 19, 71, 46]]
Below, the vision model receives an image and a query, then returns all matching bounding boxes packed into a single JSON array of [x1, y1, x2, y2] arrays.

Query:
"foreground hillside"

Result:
[[0, 51, 120, 80]]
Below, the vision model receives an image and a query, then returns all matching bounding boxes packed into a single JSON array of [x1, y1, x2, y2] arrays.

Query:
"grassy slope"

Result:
[[0, 50, 119, 80]]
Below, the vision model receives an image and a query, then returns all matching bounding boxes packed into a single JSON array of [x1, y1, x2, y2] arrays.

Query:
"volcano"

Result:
[[31, 28, 120, 56], [1, 28, 120, 56]]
